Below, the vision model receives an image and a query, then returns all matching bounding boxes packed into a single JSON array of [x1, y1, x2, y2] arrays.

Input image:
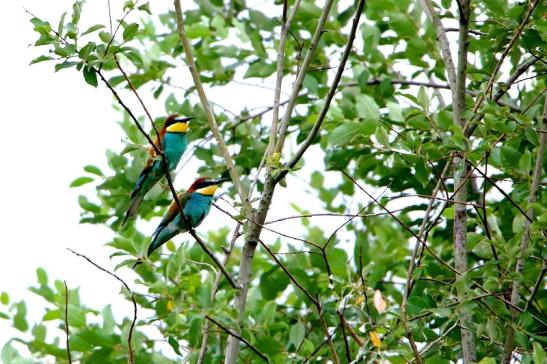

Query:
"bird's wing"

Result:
[[154, 192, 190, 234]]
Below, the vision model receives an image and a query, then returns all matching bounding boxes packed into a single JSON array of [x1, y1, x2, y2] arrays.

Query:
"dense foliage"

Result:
[[2, 0, 546, 363]]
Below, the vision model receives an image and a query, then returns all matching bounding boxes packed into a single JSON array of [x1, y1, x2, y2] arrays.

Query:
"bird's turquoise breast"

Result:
[[183, 193, 214, 227], [163, 132, 187, 171]]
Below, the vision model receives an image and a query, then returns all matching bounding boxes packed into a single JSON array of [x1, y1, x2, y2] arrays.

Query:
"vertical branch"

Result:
[[173, 0, 252, 215], [273, 0, 336, 154], [452, 1, 476, 362], [418, 0, 457, 91], [64, 281, 72, 364], [502, 96, 547, 363]]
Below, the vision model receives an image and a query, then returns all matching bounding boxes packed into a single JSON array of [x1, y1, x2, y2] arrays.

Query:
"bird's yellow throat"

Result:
[[197, 185, 218, 196], [166, 122, 188, 133]]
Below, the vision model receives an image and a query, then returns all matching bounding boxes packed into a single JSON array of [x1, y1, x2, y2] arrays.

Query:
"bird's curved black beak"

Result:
[[213, 177, 231, 185], [175, 116, 194, 123]]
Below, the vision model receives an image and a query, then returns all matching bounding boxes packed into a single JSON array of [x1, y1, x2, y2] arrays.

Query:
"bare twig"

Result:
[[63, 281, 72, 364], [205, 315, 269, 363], [67, 248, 136, 364]]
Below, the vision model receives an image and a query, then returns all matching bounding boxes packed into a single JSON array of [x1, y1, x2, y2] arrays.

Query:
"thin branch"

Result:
[[66, 248, 136, 364], [205, 315, 269, 363], [63, 281, 72, 364], [280, 0, 366, 181], [187, 229, 238, 289], [173, 0, 251, 215], [336, 164, 458, 274], [502, 95, 547, 363], [481, 0, 541, 99], [493, 57, 539, 101], [445, 27, 485, 36], [264, 210, 404, 224], [524, 262, 546, 311], [338, 312, 364, 346], [115, 57, 160, 142], [258, 240, 318, 305], [273, 0, 336, 153]]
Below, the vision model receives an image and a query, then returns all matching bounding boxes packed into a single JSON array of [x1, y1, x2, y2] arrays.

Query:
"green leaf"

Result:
[[244, 61, 276, 78], [417, 86, 429, 113], [13, 301, 28, 332], [83, 66, 98, 87], [84, 165, 104, 176], [36, 268, 48, 285], [123, 23, 139, 41], [55, 61, 79, 72], [415, 157, 429, 187], [289, 321, 305, 349], [387, 101, 403, 122], [168, 336, 182, 356], [483, 0, 506, 15], [327, 248, 349, 277], [186, 23, 211, 39], [30, 55, 53, 65], [0, 292, 9, 305], [70, 176, 94, 187], [99, 31, 112, 43], [260, 266, 290, 300], [533, 341, 546, 364], [355, 94, 380, 120], [256, 336, 282, 356], [81, 24, 105, 36], [329, 121, 377, 145]]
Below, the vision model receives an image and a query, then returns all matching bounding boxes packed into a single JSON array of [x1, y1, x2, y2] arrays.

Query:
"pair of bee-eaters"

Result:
[[123, 114, 229, 259]]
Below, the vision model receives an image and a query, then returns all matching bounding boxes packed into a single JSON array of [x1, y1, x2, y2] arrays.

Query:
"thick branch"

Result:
[[452, 1, 476, 361], [418, 0, 457, 91]]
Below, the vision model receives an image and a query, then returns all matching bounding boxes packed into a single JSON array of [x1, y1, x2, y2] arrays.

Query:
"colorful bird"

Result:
[[123, 115, 193, 226], [146, 177, 230, 257]]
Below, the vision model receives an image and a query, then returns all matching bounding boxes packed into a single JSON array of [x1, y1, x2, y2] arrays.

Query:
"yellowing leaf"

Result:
[[167, 300, 174, 312], [373, 290, 387, 313], [370, 331, 381, 349], [355, 295, 365, 306]]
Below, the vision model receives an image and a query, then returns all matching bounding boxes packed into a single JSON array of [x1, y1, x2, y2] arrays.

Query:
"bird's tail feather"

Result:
[[122, 194, 144, 227]]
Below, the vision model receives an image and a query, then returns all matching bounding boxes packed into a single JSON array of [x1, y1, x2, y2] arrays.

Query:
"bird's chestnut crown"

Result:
[[165, 115, 193, 133]]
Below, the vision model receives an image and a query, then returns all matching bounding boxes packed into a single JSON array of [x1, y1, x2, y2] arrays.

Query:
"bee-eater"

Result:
[[146, 177, 230, 257], [123, 115, 193, 226]]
